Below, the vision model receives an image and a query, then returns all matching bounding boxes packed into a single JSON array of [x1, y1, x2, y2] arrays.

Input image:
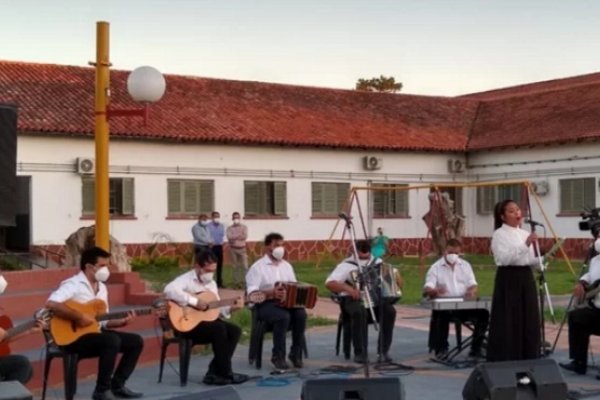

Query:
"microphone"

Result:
[[338, 212, 352, 222], [524, 218, 544, 228]]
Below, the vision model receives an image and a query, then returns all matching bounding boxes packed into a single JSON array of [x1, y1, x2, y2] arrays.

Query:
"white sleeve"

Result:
[[326, 264, 350, 284], [491, 229, 530, 266], [163, 274, 198, 307], [287, 263, 298, 283], [464, 261, 477, 287], [47, 280, 77, 303], [423, 264, 438, 289], [245, 264, 261, 294]]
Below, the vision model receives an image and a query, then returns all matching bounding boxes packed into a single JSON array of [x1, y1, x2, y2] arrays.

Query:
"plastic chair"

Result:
[[248, 305, 308, 369], [157, 316, 194, 386], [41, 329, 82, 400]]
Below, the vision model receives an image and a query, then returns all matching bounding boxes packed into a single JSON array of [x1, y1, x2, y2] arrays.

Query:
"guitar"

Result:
[[574, 279, 600, 310], [50, 298, 165, 346], [168, 291, 265, 332], [0, 308, 51, 356]]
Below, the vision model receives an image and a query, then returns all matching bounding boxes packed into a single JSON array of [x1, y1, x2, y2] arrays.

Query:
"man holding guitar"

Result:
[[46, 247, 144, 400], [0, 274, 37, 384], [163, 250, 249, 386], [560, 237, 600, 377]]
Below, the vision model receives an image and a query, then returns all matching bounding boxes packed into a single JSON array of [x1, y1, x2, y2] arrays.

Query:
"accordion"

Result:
[[349, 263, 402, 305], [276, 282, 318, 309]]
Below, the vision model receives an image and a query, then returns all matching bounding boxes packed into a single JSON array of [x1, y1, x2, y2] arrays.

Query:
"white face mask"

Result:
[[232, 218, 240, 225], [200, 220, 208, 226], [200, 272, 214, 284], [0, 275, 7, 295], [94, 266, 111, 283], [445, 253, 459, 265], [213, 218, 220, 224], [595, 239, 600, 254], [272, 246, 285, 260]]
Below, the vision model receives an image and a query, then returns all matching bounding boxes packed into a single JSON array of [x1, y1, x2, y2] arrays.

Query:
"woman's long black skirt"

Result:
[[486, 266, 541, 361]]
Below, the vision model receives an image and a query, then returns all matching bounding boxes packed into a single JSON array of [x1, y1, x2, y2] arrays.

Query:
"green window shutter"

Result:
[[167, 180, 182, 214], [121, 178, 135, 216], [373, 189, 384, 216], [584, 178, 596, 209], [477, 186, 495, 215], [183, 181, 198, 214], [337, 183, 350, 212], [199, 181, 214, 214], [562, 178, 596, 212], [273, 182, 287, 216], [82, 177, 95, 216], [322, 184, 337, 214], [244, 181, 260, 216], [396, 186, 408, 215], [559, 180, 570, 212], [312, 183, 323, 214]]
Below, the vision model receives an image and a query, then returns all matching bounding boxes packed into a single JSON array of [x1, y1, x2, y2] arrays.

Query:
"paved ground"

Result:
[[38, 294, 600, 399]]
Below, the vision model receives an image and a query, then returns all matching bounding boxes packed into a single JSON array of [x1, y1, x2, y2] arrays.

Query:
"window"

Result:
[[476, 184, 523, 215], [82, 177, 135, 217], [244, 181, 287, 217], [167, 179, 214, 216], [311, 182, 350, 217], [560, 178, 596, 213], [373, 184, 409, 217]]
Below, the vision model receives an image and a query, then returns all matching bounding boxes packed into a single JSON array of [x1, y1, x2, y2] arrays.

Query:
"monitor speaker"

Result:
[[462, 359, 567, 400], [169, 385, 241, 400], [0, 381, 32, 400], [302, 376, 404, 400]]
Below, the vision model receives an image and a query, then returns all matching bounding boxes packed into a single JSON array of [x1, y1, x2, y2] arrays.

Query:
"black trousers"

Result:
[[428, 309, 489, 353], [487, 266, 541, 361], [212, 245, 224, 288], [567, 307, 600, 365], [256, 301, 307, 359], [0, 354, 33, 384], [341, 298, 396, 356], [62, 330, 143, 393], [179, 319, 240, 378]]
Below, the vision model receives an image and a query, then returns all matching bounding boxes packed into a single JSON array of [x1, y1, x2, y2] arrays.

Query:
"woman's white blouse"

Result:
[[491, 223, 540, 266]]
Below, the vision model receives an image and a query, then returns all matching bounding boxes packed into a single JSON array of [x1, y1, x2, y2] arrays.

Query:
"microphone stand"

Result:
[[528, 222, 554, 357], [340, 214, 378, 378]]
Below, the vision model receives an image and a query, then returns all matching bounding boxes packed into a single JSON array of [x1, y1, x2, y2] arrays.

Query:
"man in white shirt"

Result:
[[423, 239, 488, 359], [325, 240, 399, 364], [245, 233, 307, 370], [46, 247, 143, 400], [163, 250, 247, 385]]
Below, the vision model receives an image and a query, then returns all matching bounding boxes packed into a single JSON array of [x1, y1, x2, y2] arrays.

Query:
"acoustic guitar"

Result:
[[50, 298, 165, 346], [574, 279, 600, 310], [0, 308, 51, 356], [168, 291, 265, 332]]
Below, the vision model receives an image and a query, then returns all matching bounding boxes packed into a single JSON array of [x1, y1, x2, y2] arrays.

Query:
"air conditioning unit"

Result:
[[531, 180, 549, 196], [363, 156, 382, 171], [76, 157, 95, 174], [447, 159, 465, 173]]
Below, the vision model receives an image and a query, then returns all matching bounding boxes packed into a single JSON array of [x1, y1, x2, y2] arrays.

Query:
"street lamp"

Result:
[[94, 21, 166, 251]]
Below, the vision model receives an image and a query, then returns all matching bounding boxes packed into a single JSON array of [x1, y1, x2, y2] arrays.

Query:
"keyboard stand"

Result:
[[431, 320, 487, 368]]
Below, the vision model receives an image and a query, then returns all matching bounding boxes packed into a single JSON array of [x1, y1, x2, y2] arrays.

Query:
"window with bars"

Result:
[[244, 181, 287, 217], [311, 182, 350, 217], [373, 184, 409, 217], [476, 184, 524, 215], [167, 179, 214, 216], [560, 178, 596, 213], [82, 177, 135, 217]]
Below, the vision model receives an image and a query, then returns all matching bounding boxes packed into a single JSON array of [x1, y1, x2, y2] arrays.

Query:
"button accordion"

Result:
[[350, 262, 402, 305], [276, 282, 318, 309]]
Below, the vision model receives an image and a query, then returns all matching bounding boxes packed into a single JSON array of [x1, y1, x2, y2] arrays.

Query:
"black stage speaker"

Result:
[[302, 377, 404, 400], [462, 359, 567, 400], [169, 385, 241, 400], [0, 381, 33, 400]]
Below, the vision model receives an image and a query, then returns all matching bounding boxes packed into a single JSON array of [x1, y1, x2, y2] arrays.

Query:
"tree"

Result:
[[355, 75, 402, 93]]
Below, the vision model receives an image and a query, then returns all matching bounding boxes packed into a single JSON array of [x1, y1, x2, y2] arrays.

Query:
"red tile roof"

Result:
[[0, 60, 478, 152]]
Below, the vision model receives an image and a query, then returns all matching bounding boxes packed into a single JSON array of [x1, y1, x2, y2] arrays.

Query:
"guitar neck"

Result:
[[207, 298, 238, 309], [6, 320, 36, 340], [96, 308, 153, 322]]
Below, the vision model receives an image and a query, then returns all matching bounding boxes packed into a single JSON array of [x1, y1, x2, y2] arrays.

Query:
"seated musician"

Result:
[[163, 250, 248, 385], [0, 274, 35, 384], [559, 236, 600, 377], [325, 240, 399, 364], [245, 232, 307, 370], [46, 247, 143, 400], [423, 238, 488, 359]]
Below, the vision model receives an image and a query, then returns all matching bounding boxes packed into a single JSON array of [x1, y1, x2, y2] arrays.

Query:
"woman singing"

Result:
[[487, 199, 541, 361]]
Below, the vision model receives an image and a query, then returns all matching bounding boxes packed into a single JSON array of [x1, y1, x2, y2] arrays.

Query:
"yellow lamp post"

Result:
[[93, 21, 166, 251]]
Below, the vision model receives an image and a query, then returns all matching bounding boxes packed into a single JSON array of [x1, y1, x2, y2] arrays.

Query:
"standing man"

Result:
[[371, 227, 389, 259], [246, 233, 307, 369], [325, 240, 398, 364], [208, 211, 225, 288], [423, 238, 488, 359], [192, 214, 213, 254], [226, 212, 248, 289], [46, 247, 144, 400]]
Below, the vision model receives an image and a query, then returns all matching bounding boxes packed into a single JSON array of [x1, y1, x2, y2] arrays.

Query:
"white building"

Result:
[[1, 61, 598, 260]]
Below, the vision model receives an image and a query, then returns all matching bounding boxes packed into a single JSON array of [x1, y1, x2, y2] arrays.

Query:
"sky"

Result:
[[1, 0, 600, 96]]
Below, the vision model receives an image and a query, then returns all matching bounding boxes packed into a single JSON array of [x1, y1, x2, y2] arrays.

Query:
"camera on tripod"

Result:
[[579, 207, 600, 237]]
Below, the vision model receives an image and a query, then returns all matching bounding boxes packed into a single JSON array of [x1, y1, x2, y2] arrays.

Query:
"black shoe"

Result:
[[92, 391, 117, 400], [288, 354, 304, 368], [271, 357, 290, 370], [111, 387, 143, 399], [378, 353, 393, 363], [559, 360, 586, 375], [203, 373, 233, 386], [353, 354, 367, 364], [229, 373, 249, 384]]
